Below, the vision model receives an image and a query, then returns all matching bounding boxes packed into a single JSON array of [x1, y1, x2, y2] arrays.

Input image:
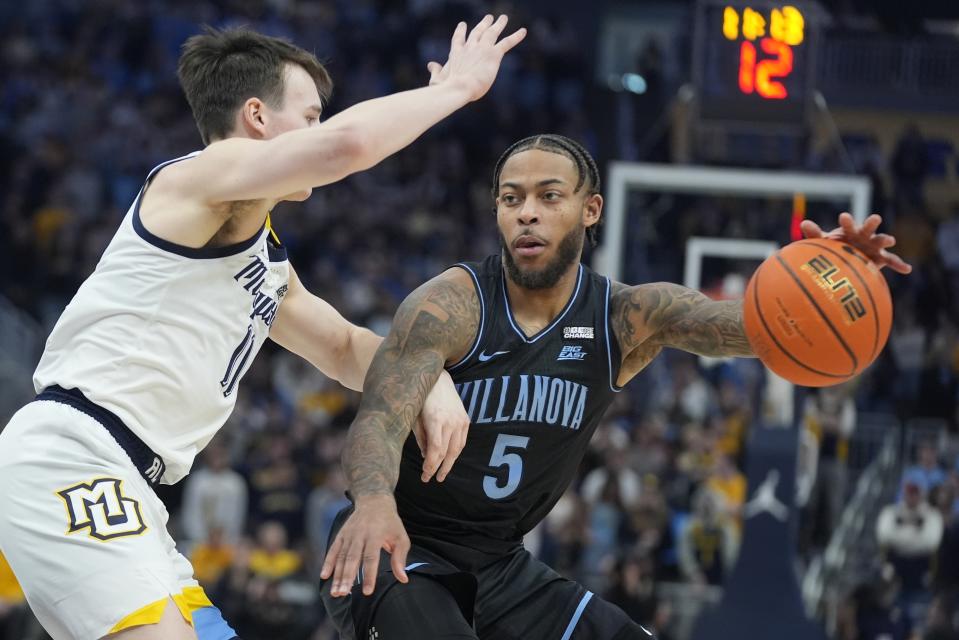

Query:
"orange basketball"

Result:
[[743, 238, 893, 387]]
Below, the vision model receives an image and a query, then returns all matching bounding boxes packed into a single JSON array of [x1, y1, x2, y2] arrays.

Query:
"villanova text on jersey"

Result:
[[456, 374, 589, 430], [394, 255, 623, 570]]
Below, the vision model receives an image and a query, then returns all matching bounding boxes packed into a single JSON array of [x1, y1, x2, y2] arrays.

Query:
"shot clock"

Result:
[[693, 0, 819, 128]]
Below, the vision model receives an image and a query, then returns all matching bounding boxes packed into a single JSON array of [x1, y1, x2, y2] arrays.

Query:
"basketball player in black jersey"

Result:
[[319, 135, 911, 639]]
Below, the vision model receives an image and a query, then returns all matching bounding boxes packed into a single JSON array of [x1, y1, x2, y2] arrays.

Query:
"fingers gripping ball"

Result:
[[743, 238, 892, 387]]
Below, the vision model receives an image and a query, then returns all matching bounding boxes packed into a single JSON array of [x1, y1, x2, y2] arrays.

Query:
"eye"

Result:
[[501, 193, 520, 205], [543, 191, 562, 201], [306, 116, 319, 125]]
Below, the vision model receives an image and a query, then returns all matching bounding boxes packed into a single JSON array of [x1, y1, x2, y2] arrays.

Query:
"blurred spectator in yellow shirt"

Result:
[[0, 551, 29, 639], [707, 454, 748, 520], [190, 527, 235, 588], [249, 521, 302, 581]]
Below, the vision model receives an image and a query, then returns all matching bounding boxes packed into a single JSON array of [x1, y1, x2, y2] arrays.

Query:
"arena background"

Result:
[[0, 1, 957, 638]]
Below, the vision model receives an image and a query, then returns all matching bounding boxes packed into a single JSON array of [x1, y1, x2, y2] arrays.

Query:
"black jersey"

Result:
[[395, 255, 623, 570]]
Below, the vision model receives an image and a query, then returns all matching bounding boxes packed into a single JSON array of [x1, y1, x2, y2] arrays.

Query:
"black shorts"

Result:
[[319, 507, 653, 640]]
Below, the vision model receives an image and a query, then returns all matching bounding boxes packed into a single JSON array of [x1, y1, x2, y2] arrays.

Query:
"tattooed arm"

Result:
[[321, 267, 479, 597], [343, 268, 479, 498], [610, 281, 753, 384]]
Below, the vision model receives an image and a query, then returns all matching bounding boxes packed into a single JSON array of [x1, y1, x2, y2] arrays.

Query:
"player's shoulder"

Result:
[[608, 280, 642, 315], [436, 265, 478, 288], [147, 141, 254, 203], [406, 267, 478, 309], [398, 267, 483, 327]]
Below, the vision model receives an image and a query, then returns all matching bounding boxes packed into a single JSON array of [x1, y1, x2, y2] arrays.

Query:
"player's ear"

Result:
[[239, 97, 269, 139], [583, 193, 602, 229]]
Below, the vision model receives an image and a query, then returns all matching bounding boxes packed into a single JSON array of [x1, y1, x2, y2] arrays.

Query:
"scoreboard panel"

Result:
[[693, 1, 818, 127]]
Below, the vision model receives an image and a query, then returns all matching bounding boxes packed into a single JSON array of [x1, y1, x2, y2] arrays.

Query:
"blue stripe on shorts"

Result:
[[192, 605, 239, 640]]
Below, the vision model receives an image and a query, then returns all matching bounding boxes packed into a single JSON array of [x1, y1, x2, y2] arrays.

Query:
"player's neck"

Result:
[[503, 262, 581, 328]]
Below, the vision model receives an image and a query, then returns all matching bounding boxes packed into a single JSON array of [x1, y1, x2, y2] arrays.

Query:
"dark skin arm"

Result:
[[321, 268, 479, 597], [610, 281, 753, 385]]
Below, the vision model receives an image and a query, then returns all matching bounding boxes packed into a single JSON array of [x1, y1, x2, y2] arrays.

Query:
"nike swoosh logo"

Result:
[[478, 350, 509, 362]]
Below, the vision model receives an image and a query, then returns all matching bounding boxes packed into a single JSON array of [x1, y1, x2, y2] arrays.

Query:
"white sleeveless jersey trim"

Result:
[[33, 152, 290, 484], [130, 152, 267, 260]]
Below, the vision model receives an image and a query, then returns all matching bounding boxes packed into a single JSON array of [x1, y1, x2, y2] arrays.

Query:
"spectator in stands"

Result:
[[937, 206, 959, 311], [246, 434, 309, 541], [581, 435, 642, 510], [890, 305, 929, 410], [901, 442, 948, 498], [248, 521, 302, 582], [921, 321, 959, 424], [706, 453, 747, 520], [626, 412, 670, 478], [796, 424, 819, 514], [714, 380, 750, 466], [922, 593, 959, 640], [624, 476, 674, 582], [934, 512, 959, 593], [891, 124, 930, 209], [605, 554, 672, 640], [221, 521, 315, 639], [678, 489, 739, 587], [891, 210, 937, 276], [671, 358, 715, 424], [804, 384, 856, 548], [582, 472, 628, 586], [180, 440, 248, 545], [538, 489, 588, 579], [676, 423, 717, 489], [0, 550, 32, 640], [842, 569, 912, 640], [304, 466, 351, 579], [189, 526, 235, 589], [877, 478, 945, 623]]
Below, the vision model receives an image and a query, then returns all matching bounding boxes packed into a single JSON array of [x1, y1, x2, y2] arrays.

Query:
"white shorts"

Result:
[[0, 400, 231, 640]]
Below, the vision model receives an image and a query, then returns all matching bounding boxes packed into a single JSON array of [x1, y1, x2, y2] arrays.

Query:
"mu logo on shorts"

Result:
[[56, 478, 147, 541]]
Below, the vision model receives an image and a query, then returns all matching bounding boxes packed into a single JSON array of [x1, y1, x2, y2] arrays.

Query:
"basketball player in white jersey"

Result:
[[0, 16, 526, 640]]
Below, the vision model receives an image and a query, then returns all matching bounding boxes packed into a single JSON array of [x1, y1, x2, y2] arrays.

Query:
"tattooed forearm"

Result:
[[342, 275, 478, 499], [611, 282, 754, 358]]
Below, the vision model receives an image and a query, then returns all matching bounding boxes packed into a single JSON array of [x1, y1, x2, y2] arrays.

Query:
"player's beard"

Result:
[[500, 224, 584, 290]]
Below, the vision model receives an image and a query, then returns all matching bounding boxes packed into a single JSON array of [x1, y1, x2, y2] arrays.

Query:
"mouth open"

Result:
[[514, 235, 546, 257]]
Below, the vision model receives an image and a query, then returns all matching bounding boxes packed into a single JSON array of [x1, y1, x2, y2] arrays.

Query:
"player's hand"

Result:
[[801, 212, 912, 275], [415, 370, 469, 483], [320, 495, 410, 597], [426, 15, 527, 102]]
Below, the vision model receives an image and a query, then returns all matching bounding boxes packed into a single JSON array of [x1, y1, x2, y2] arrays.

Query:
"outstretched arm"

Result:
[[612, 281, 753, 359], [172, 16, 526, 205], [610, 213, 910, 385], [321, 268, 479, 596]]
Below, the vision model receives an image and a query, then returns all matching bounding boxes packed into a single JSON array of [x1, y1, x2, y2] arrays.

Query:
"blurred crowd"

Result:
[[1, 1, 958, 640], [836, 439, 959, 640]]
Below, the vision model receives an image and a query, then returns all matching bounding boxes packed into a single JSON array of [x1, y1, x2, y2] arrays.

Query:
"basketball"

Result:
[[743, 238, 893, 387]]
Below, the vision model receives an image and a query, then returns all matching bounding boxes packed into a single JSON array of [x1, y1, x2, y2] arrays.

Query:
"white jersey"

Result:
[[34, 153, 290, 483]]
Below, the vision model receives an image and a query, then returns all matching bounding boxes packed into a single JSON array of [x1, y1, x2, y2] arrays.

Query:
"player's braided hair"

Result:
[[491, 134, 602, 247]]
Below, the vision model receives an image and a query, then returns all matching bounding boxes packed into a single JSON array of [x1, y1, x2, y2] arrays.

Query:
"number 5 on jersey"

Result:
[[483, 434, 530, 499]]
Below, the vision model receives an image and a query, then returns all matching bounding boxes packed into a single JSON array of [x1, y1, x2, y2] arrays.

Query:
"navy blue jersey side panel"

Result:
[[604, 277, 625, 392]]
